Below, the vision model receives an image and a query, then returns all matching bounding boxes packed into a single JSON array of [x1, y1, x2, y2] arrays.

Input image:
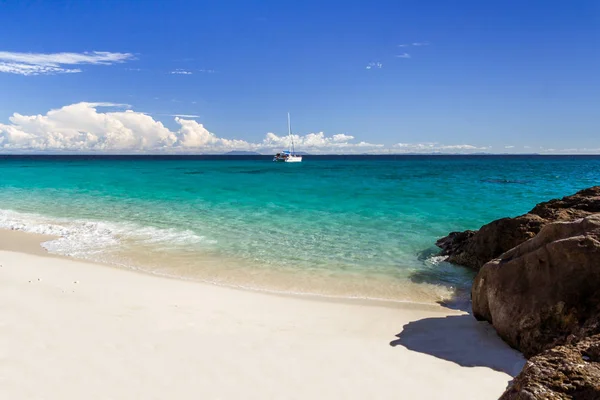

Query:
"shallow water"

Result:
[[1, 155, 599, 303]]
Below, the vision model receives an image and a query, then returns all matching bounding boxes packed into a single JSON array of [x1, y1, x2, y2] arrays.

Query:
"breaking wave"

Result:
[[0, 208, 215, 259]]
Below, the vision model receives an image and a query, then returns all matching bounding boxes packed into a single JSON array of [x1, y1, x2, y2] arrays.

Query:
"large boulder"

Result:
[[472, 215, 600, 358], [500, 334, 600, 400], [436, 186, 600, 270]]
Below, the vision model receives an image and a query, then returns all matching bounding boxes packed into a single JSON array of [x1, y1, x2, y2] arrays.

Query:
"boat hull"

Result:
[[273, 155, 302, 162]]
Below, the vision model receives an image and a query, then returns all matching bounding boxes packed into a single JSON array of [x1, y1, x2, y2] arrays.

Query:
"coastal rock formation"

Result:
[[436, 186, 600, 270], [439, 187, 600, 398], [471, 215, 600, 358], [500, 334, 600, 400]]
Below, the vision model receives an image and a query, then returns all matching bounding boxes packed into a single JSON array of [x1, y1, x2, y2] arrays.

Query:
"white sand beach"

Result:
[[0, 230, 524, 399]]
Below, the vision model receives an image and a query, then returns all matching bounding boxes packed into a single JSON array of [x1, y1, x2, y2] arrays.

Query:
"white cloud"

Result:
[[366, 62, 383, 70], [396, 53, 411, 59], [89, 102, 131, 108], [398, 42, 430, 47], [539, 147, 600, 154], [0, 51, 134, 76], [168, 114, 200, 118], [0, 102, 385, 154], [504, 145, 515, 149], [0, 103, 499, 154], [198, 69, 215, 73], [0, 63, 82, 75], [0, 51, 134, 65], [262, 132, 382, 152], [392, 142, 488, 153], [170, 69, 192, 75], [0, 103, 174, 151]]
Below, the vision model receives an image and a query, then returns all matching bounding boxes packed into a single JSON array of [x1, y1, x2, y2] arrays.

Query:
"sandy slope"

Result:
[[0, 232, 524, 399]]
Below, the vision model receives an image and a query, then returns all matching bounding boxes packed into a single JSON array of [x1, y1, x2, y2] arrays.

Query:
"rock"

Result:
[[529, 187, 600, 221], [437, 215, 546, 270], [500, 335, 600, 400], [472, 215, 600, 357], [435, 230, 475, 257], [437, 186, 600, 270]]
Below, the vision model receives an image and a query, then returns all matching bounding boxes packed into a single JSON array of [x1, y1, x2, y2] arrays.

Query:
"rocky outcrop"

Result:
[[471, 215, 600, 358], [439, 187, 600, 398], [436, 186, 600, 270], [500, 334, 600, 400]]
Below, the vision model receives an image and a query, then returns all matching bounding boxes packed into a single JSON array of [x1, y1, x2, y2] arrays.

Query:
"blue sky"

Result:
[[0, 0, 599, 153]]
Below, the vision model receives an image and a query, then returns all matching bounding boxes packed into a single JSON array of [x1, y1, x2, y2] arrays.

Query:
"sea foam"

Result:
[[0, 208, 214, 258]]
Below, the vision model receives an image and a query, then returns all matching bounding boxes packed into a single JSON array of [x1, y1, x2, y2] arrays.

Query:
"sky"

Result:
[[0, 0, 599, 154]]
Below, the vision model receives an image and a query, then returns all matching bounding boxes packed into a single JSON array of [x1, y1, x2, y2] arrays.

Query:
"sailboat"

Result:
[[273, 113, 302, 162]]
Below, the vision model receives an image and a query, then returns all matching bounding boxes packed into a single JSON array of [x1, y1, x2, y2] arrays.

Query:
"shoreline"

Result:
[[0, 228, 61, 256], [0, 228, 524, 399], [0, 225, 462, 308], [0, 228, 441, 310], [0, 227, 465, 312]]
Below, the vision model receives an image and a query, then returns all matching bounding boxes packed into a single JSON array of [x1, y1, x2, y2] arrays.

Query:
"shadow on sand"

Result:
[[390, 314, 525, 377]]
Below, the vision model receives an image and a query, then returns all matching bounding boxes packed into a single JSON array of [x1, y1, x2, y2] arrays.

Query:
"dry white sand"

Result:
[[0, 231, 524, 399]]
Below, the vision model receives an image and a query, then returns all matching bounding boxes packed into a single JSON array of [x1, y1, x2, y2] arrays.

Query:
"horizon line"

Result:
[[1, 152, 600, 157]]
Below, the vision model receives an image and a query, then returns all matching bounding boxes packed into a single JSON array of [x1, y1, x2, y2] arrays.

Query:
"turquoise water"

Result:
[[1, 155, 599, 302]]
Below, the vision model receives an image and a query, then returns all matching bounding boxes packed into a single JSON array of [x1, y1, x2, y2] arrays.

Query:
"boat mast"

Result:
[[288, 112, 295, 155]]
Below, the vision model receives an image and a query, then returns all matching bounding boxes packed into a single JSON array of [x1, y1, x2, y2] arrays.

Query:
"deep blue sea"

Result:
[[1, 155, 599, 303]]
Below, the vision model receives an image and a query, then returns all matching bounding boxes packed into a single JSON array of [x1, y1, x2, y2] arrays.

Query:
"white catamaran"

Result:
[[273, 113, 302, 162]]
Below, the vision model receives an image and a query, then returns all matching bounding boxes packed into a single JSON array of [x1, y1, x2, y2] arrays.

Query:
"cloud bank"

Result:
[[393, 142, 489, 152], [0, 102, 383, 153], [0, 102, 492, 154], [0, 51, 135, 76]]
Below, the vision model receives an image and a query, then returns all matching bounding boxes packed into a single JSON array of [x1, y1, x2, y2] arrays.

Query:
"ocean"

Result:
[[1, 155, 599, 303]]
